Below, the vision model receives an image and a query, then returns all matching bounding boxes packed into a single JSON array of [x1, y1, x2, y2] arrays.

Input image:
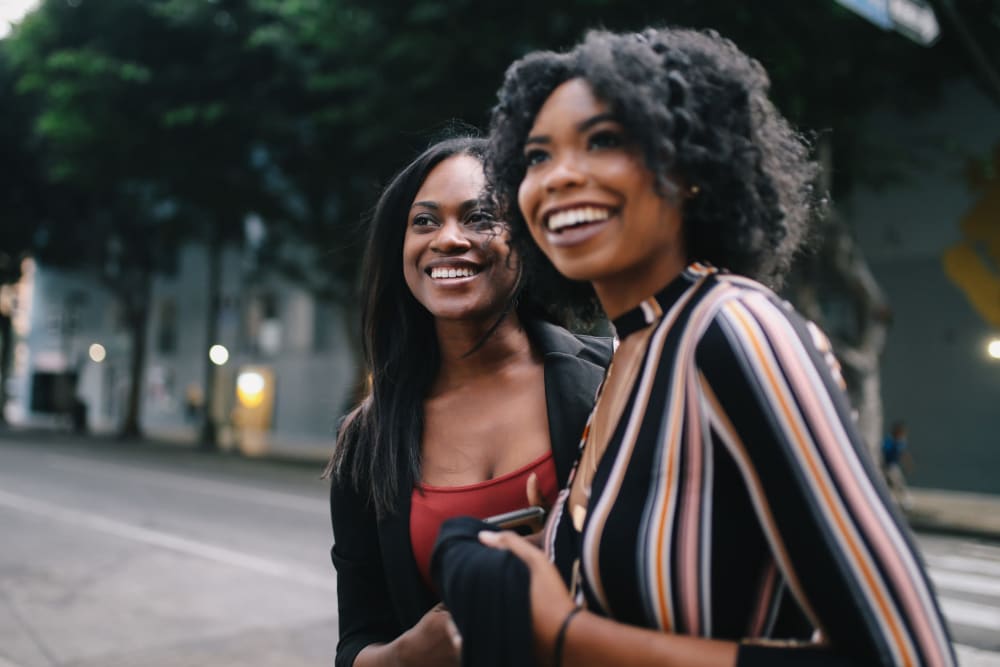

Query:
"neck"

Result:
[[432, 311, 534, 391], [593, 254, 688, 320]]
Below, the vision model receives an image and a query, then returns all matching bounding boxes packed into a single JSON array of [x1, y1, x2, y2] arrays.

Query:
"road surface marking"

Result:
[[44, 453, 325, 515], [930, 569, 1000, 597], [937, 597, 1000, 632], [925, 553, 1000, 579], [0, 488, 336, 592], [955, 644, 1000, 666]]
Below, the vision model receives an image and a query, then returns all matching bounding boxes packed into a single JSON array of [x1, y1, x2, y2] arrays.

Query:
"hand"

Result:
[[526, 471, 545, 508], [523, 472, 548, 546], [398, 603, 461, 667], [479, 530, 577, 663]]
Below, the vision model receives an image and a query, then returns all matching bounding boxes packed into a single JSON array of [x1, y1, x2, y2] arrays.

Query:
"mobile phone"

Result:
[[485, 505, 546, 535]]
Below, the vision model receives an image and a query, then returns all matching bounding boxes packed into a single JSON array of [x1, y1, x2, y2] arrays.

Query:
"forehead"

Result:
[[529, 78, 610, 133], [412, 154, 484, 206]]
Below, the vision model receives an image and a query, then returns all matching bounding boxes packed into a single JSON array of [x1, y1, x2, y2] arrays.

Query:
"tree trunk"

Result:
[[787, 139, 891, 463], [118, 275, 152, 440], [0, 310, 12, 425], [199, 233, 222, 450]]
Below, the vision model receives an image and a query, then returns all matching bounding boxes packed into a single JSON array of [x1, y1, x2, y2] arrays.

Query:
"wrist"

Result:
[[389, 631, 415, 667], [553, 606, 584, 667], [537, 603, 582, 667]]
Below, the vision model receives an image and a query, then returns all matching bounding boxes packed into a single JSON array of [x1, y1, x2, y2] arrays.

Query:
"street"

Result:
[[1, 435, 999, 666], [0, 436, 336, 666]]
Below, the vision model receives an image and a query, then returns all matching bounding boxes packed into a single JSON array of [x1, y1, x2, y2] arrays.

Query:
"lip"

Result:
[[424, 258, 482, 274], [423, 258, 485, 284], [535, 202, 617, 249], [542, 215, 614, 248], [539, 201, 617, 230]]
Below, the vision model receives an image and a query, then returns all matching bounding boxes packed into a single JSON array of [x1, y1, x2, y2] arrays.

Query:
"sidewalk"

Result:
[[906, 488, 1000, 542], [2, 424, 999, 542]]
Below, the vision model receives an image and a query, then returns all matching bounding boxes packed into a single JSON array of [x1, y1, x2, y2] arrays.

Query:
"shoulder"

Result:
[[571, 332, 614, 367], [692, 274, 802, 344], [524, 318, 613, 367], [693, 275, 846, 389]]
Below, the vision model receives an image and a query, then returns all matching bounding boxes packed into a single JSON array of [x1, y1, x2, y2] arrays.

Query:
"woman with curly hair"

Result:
[[442, 28, 956, 666], [327, 136, 611, 667]]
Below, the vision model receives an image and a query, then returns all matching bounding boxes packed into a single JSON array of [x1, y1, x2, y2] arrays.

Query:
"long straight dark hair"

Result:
[[328, 136, 493, 517]]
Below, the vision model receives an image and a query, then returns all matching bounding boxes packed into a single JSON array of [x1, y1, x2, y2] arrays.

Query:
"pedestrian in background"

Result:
[[325, 136, 611, 667], [882, 420, 914, 509], [437, 27, 956, 667]]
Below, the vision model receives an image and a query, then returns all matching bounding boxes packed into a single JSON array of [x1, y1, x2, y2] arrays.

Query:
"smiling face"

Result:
[[402, 154, 518, 323], [517, 78, 687, 318]]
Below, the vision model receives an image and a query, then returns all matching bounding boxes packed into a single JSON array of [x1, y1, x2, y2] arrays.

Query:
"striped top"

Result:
[[543, 263, 955, 666]]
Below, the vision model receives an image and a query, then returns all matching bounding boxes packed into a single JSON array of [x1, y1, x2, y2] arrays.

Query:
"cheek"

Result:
[[517, 176, 538, 227], [401, 236, 422, 289], [487, 237, 519, 285]]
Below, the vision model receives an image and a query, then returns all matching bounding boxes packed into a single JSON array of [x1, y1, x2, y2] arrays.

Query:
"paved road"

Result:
[[2, 435, 1000, 666], [0, 436, 336, 666], [920, 534, 1000, 665]]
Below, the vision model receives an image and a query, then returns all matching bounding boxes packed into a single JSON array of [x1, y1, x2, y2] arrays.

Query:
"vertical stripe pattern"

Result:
[[546, 264, 956, 666]]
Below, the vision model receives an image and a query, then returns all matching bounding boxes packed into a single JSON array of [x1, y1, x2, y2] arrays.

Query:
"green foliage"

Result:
[[1, 0, 997, 300]]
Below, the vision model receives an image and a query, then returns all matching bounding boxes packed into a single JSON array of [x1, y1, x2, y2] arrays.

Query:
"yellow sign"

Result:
[[943, 145, 1000, 330]]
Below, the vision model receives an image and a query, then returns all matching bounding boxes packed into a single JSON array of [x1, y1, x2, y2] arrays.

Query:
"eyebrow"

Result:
[[524, 112, 619, 146], [410, 198, 482, 212]]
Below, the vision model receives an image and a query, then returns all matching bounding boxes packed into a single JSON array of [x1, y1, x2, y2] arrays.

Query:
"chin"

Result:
[[427, 302, 498, 323], [545, 256, 607, 283]]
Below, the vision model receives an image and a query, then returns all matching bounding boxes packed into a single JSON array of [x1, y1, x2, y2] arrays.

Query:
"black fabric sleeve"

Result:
[[431, 517, 535, 667], [329, 477, 401, 667]]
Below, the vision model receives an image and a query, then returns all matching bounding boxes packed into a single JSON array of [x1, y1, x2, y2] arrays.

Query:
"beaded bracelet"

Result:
[[553, 606, 583, 667]]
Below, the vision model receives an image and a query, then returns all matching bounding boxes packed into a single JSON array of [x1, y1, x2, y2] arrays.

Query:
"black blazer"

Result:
[[329, 320, 611, 667]]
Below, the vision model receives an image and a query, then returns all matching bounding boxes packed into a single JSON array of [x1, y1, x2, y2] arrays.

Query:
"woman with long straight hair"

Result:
[[438, 29, 956, 667], [327, 135, 611, 667]]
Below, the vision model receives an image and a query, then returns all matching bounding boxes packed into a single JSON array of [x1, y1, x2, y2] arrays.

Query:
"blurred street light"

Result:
[[88, 343, 106, 363], [236, 371, 266, 408], [208, 344, 229, 366], [988, 338, 1000, 360]]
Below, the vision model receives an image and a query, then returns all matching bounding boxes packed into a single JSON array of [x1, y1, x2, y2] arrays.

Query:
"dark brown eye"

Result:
[[524, 148, 549, 167], [588, 129, 624, 150]]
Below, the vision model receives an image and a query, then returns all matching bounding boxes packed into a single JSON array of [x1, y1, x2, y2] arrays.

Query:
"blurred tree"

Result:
[[0, 41, 95, 426], [0, 48, 37, 425], [6, 0, 185, 439], [5, 0, 996, 451], [6, 0, 289, 444], [246, 0, 974, 455], [147, 0, 293, 447]]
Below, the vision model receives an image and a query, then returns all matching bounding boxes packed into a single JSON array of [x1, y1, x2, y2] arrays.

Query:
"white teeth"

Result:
[[430, 266, 478, 279], [547, 206, 612, 232]]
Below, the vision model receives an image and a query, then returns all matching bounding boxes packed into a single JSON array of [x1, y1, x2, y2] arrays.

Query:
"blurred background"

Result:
[[1, 0, 999, 665]]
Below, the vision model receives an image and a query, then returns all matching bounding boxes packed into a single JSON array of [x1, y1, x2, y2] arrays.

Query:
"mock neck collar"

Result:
[[610, 262, 718, 339]]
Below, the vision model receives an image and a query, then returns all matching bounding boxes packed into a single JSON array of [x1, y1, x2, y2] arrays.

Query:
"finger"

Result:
[[479, 529, 547, 566], [446, 617, 463, 653], [526, 472, 542, 507]]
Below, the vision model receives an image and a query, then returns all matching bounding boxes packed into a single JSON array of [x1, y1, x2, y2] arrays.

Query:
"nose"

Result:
[[542, 154, 586, 193], [430, 217, 473, 253]]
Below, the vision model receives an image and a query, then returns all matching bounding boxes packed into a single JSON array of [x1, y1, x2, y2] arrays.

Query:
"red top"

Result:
[[410, 451, 559, 588]]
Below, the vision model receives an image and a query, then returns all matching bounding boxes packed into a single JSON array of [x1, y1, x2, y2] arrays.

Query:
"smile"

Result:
[[545, 206, 613, 232], [427, 265, 481, 280]]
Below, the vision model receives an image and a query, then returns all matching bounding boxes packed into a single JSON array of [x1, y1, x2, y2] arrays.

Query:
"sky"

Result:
[[0, 0, 39, 39]]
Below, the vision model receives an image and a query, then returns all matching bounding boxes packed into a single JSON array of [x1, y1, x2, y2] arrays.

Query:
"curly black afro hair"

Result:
[[486, 27, 821, 310]]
